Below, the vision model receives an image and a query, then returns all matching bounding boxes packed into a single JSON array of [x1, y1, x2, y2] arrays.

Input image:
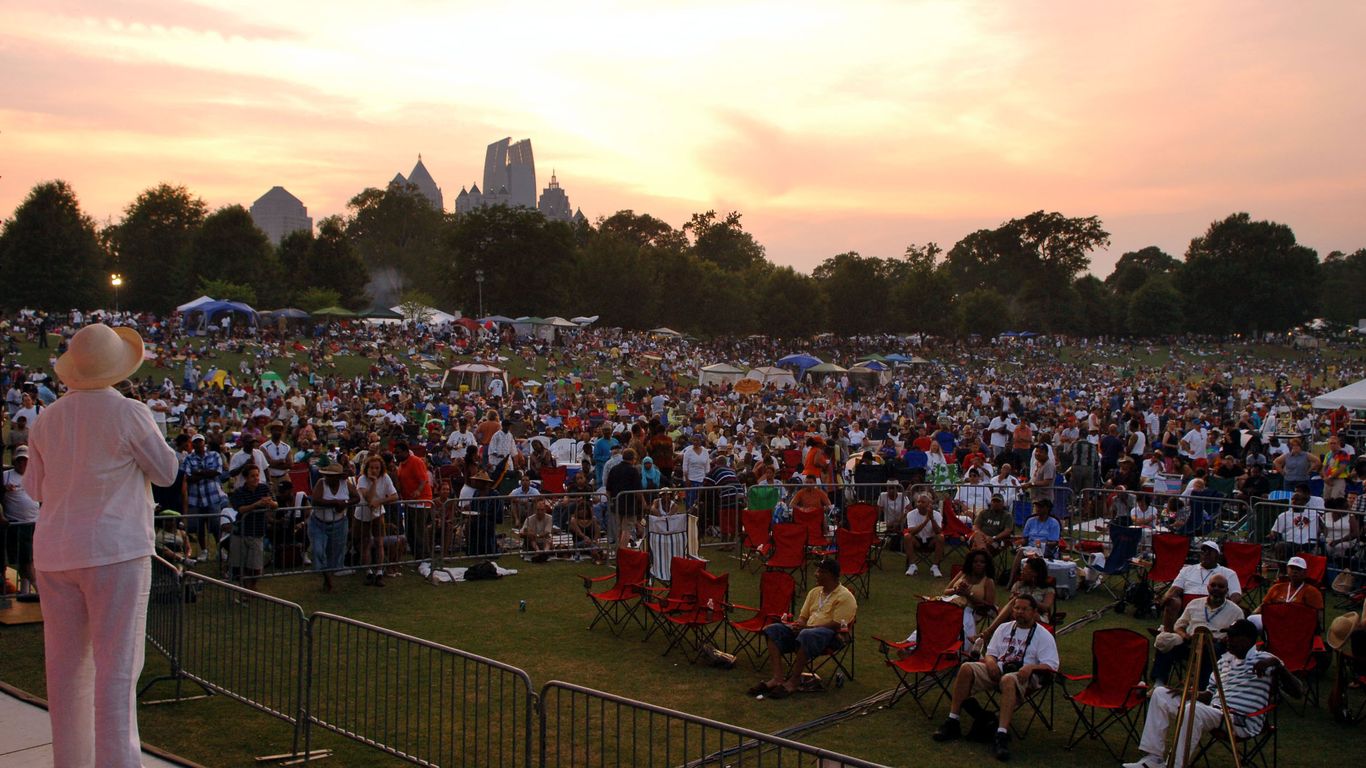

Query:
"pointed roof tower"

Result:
[[405, 155, 444, 211]]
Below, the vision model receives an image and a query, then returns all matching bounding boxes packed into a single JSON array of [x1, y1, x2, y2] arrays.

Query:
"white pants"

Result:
[[37, 556, 151, 768], [1138, 687, 1237, 768]]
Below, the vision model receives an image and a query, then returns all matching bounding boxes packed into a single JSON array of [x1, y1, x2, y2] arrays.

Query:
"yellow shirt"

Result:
[[798, 584, 857, 628]]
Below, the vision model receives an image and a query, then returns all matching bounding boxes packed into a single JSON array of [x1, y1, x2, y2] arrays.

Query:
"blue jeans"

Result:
[[763, 624, 842, 657], [309, 516, 349, 571], [686, 480, 703, 510]]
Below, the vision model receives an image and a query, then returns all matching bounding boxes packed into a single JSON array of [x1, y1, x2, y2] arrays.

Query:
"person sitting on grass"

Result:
[[933, 593, 1059, 762], [747, 559, 856, 699]]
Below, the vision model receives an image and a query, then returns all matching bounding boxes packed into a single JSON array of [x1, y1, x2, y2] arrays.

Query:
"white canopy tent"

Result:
[[698, 363, 746, 387], [1313, 378, 1366, 410], [176, 295, 215, 313], [440, 363, 508, 393], [744, 366, 797, 389], [390, 305, 458, 325]]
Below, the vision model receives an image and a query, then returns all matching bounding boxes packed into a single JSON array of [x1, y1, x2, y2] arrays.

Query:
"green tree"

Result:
[[683, 210, 766, 272], [1105, 245, 1181, 295], [307, 217, 370, 309], [956, 288, 1011, 338], [1181, 213, 1319, 333], [398, 289, 437, 323], [1069, 275, 1117, 336], [596, 210, 689, 251], [943, 211, 1110, 297], [193, 205, 282, 307], [197, 278, 257, 305], [0, 181, 105, 310], [1319, 249, 1366, 325], [568, 232, 658, 329], [295, 287, 341, 312], [755, 266, 826, 337], [445, 205, 575, 317], [1126, 275, 1185, 336], [812, 251, 904, 335], [114, 184, 206, 311], [888, 244, 955, 335], [346, 184, 446, 302]]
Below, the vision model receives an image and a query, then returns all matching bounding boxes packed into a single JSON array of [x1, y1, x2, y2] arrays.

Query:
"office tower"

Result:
[[537, 171, 572, 222], [390, 155, 444, 211], [249, 186, 312, 244]]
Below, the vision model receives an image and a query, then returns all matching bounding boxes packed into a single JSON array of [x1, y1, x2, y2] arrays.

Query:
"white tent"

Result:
[[571, 315, 599, 325], [649, 327, 683, 338], [176, 295, 215, 313], [744, 365, 797, 389], [1313, 377, 1366, 410], [848, 361, 892, 385], [698, 363, 746, 387], [389, 305, 458, 325], [440, 363, 508, 393]]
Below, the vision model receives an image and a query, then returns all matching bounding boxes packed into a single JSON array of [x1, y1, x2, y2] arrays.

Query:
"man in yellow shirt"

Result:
[[748, 559, 857, 698]]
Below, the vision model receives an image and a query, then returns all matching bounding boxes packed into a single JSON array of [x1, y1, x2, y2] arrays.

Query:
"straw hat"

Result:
[[317, 459, 346, 476], [1327, 612, 1361, 653], [470, 469, 493, 483], [54, 324, 144, 390]]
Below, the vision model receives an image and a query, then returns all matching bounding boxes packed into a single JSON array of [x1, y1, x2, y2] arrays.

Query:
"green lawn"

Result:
[[3, 547, 1359, 767]]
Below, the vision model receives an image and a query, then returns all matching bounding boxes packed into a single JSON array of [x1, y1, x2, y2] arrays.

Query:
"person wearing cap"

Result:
[[1151, 574, 1243, 686], [1159, 540, 1242, 633], [309, 458, 358, 592], [1248, 555, 1322, 631], [1125, 619, 1300, 768], [1267, 483, 1323, 562], [23, 323, 179, 767], [2, 444, 39, 594]]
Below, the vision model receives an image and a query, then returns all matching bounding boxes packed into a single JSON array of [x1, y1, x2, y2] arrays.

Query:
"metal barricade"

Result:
[[1248, 497, 1365, 579], [306, 612, 537, 768], [538, 681, 889, 768], [1076, 486, 1253, 542]]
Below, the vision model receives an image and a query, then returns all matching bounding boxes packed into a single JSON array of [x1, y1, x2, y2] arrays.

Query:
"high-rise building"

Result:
[[483, 139, 510, 198], [249, 186, 312, 244], [390, 155, 444, 211], [480, 137, 536, 209], [537, 171, 573, 222]]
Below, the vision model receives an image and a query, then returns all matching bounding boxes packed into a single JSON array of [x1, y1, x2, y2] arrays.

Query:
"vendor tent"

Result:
[[312, 306, 356, 318], [1312, 377, 1366, 410], [267, 308, 310, 320], [744, 366, 797, 389], [389, 305, 457, 324], [176, 295, 215, 313], [848, 361, 892, 385], [185, 300, 258, 332], [260, 371, 286, 391], [482, 315, 516, 324], [698, 363, 747, 387], [570, 315, 599, 325], [364, 307, 404, 320], [804, 362, 848, 380], [440, 363, 509, 393]]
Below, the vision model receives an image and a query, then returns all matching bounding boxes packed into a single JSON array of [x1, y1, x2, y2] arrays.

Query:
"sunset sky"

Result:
[[3, 0, 1364, 274]]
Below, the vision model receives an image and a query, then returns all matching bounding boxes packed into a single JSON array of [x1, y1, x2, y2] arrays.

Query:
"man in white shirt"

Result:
[[261, 421, 292, 491], [1160, 540, 1242, 632], [904, 492, 945, 577], [228, 434, 270, 491], [487, 419, 517, 471], [1268, 485, 1323, 561], [1179, 422, 1207, 461], [987, 411, 1014, 459], [1151, 574, 1243, 685], [934, 594, 1060, 761], [3, 445, 40, 594], [446, 418, 478, 455]]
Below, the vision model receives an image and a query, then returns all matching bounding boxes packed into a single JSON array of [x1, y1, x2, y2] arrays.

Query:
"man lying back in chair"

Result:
[[747, 559, 856, 700], [933, 593, 1060, 762]]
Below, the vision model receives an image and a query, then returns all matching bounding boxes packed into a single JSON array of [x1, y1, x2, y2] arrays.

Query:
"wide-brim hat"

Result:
[[470, 470, 493, 483], [54, 324, 143, 390], [318, 461, 346, 476], [1328, 612, 1360, 653]]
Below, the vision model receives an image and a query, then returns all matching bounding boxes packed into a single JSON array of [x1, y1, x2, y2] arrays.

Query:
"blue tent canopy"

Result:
[[884, 353, 912, 363], [190, 300, 258, 325], [776, 353, 823, 374]]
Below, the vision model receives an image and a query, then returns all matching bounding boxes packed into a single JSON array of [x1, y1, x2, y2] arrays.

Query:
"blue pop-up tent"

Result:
[[776, 353, 823, 376]]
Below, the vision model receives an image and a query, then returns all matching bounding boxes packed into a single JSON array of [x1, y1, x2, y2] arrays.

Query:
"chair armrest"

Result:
[[873, 635, 913, 654], [1058, 672, 1092, 682], [580, 573, 614, 587], [726, 602, 759, 613]]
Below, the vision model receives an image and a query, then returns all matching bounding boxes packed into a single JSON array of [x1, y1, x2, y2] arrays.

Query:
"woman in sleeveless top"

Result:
[[943, 549, 998, 640], [310, 459, 357, 592]]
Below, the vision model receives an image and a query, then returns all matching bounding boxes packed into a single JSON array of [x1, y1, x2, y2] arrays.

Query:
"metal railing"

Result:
[[538, 681, 889, 768], [306, 613, 537, 768]]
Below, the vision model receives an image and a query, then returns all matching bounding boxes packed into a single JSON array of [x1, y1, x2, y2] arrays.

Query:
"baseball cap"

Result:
[[1199, 540, 1221, 554], [1287, 556, 1308, 570]]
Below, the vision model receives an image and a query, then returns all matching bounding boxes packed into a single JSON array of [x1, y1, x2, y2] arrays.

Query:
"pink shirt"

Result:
[[25, 387, 179, 571]]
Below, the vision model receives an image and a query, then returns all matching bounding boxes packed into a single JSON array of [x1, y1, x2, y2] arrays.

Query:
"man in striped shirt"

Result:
[[1125, 619, 1303, 768]]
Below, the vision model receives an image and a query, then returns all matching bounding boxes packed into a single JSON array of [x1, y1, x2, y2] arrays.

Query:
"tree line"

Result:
[[1, 179, 1361, 337]]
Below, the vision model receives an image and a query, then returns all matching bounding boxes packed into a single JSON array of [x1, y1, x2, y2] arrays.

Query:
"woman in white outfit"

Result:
[[355, 455, 398, 586], [25, 324, 179, 768]]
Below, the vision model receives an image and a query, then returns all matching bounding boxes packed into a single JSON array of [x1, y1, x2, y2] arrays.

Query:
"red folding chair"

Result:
[[782, 449, 802, 474], [766, 523, 809, 592], [642, 556, 707, 642], [1261, 600, 1324, 708], [846, 502, 878, 534], [288, 463, 312, 494], [941, 502, 973, 559], [798, 618, 856, 689], [582, 548, 649, 636], [793, 507, 829, 548], [875, 600, 964, 718], [539, 465, 567, 494], [663, 571, 730, 661], [1222, 541, 1266, 604], [1061, 628, 1149, 761], [739, 509, 773, 570], [727, 571, 797, 669], [835, 528, 875, 599], [1147, 533, 1191, 592], [1300, 553, 1328, 587]]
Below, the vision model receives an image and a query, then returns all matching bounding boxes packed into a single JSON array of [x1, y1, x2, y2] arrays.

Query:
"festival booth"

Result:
[[390, 305, 457, 325], [848, 360, 892, 386], [176, 295, 215, 314], [744, 366, 797, 389], [804, 362, 848, 383], [440, 363, 508, 394], [776, 353, 822, 378], [1313, 377, 1366, 412], [698, 363, 746, 387], [183, 300, 258, 335], [260, 307, 311, 334]]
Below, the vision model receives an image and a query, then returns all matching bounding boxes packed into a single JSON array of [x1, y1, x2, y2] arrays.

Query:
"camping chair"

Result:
[[835, 528, 875, 599], [781, 449, 802, 474], [539, 465, 567, 494], [765, 523, 810, 592], [1188, 691, 1279, 768], [662, 571, 730, 662], [1261, 601, 1324, 709], [1094, 525, 1142, 602], [1222, 541, 1267, 605], [875, 600, 965, 717], [846, 501, 885, 567], [789, 619, 857, 690], [582, 548, 650, 636], [981, 622, 1059, 739], [1300, 552, 1328, 587], [727, 571, 797, 669], [642, 556, 707, 642], [646, 514, 692, 582], [738, 509, 773, 570], [793, 507, 829, 549], [746, 485, 780, 512], [940, 500, 973, 562], [1060, 628, 1149, 761], [1146, 533, 1191, 594]]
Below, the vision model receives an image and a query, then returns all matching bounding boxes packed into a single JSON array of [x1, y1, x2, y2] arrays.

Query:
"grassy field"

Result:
[[3, 545, 1360, 767]]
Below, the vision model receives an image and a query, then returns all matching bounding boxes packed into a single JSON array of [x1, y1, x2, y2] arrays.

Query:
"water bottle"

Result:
[[519, 599, 527, 612]]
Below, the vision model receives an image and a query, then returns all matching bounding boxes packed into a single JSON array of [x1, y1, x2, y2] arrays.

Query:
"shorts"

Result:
[[4, 523, 34, 566], [763, 624, 843, 657], [963, 661, 1043, 699], [229, 536, 265, 571], [908, 535, 939, 551]]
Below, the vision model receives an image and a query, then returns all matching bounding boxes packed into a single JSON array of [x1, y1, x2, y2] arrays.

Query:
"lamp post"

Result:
[[110, 273, 123, 313], [475, 269, 485, 319]]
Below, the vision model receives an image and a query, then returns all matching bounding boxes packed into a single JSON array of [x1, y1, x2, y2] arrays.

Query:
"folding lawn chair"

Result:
[[835, 528, 875, 599], [765, 523, 809, 592], [1261, 601, 1325, 709], [1189, 691, 1280, 768], [642, 556, 706, 642], [647, 514, 691, 581], [539, 465, 567, 494], [1222, 541, 1267, 605], [738, 509, 773, 571], [1146, 532, 1191, 593], [793, 506, 829, 549], [747, 485, 780, 512], [1061, 627, 1149, 761], [791, 619, 856, 689], [846, 501, 886, 567], [1300, 552, 1328, 587], [727, 570, 797, 669], [663, 570, 730, 662], [980, 621, 1060, 739], [874, 600, 964, 717], [582, 548, 650, 636], [1094, 525, 1142, 601]]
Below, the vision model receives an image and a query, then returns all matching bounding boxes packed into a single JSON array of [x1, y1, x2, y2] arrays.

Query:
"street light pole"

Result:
[[475, 269, 485, 319], [110, 273, 123, 313]]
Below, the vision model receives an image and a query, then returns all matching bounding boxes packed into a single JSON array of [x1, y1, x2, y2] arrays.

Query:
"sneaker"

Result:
[[931, 717, 961, 742], [335, 569, 355, 577], [992, 732, 1010, 761], [905, 564, 918, 576], [1121, 757, 1162, 768], [931, 564, 943, 578]]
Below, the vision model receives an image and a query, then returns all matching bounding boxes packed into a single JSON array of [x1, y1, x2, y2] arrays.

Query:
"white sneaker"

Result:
[[905, 564, 918, 576], [1121, 756, 1162, 768], [931, 564, 943, 578]]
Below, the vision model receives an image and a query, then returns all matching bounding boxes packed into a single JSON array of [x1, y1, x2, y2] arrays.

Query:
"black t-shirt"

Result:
[[230, 484, 271, 537]]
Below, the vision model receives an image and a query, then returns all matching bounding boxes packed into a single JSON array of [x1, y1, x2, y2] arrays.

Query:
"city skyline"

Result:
[[3, 1, 1365, 276]]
